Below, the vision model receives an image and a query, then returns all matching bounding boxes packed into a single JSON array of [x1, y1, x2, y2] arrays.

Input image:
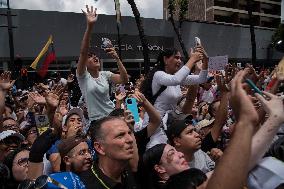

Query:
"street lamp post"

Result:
[[6, 0, 15, 68]]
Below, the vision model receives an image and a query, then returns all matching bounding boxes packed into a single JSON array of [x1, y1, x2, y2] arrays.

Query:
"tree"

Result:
[[247, 0, 256, 66], [126, 0, 150, 73], [168, 0, 189, 61]]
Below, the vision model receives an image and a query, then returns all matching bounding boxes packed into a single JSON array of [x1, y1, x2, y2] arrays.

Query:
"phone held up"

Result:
[[125, 97, 140, 123], [245, 79, 263, 96], [102, 38, 113, 51]]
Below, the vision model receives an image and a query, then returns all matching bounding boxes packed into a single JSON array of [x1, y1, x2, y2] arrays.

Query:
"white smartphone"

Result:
[[195, 37, 201, 47]]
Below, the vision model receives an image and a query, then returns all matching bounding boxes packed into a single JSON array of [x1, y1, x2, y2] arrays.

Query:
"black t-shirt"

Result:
[[201, 132, 217, 153], [134, 127, 150, 157], [79, 163, 137, 189]]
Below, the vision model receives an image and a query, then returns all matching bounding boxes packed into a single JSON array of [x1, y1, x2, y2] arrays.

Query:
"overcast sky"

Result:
[[1, 0, 163, 19]]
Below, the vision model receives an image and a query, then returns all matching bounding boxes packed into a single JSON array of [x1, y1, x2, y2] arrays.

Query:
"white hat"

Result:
[[196, 119, 215, 130], [62, 107, 84, 127], [248, 157, 284, 189], [0, 130, 25, 141]]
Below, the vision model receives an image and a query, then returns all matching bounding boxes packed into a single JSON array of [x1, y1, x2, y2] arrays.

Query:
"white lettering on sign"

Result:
[[101, 43, 164, 52]]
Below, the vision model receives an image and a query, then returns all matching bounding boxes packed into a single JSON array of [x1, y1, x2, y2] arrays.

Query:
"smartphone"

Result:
[[245, 79, 263, 95], [102, 38, 113, 48], [125, 98, 140, 123], [195, 37, 201, 47], [35, 114, 50, 135]]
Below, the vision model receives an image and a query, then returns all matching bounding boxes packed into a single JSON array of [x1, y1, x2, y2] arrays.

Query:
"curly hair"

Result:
[[139, 49, 179, 103]]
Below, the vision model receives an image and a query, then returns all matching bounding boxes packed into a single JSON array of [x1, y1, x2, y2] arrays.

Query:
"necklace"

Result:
[[91, 164, 110, 189]]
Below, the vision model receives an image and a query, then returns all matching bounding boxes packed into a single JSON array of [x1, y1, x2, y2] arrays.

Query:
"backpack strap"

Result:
[[151, 85, 167, 104]]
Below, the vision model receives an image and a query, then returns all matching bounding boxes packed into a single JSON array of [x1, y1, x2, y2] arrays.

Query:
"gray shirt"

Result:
[[189, 149, 215, 173], [77, 70, 114, 121]]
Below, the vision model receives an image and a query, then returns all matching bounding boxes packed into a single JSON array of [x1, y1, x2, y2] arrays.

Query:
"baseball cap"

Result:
[[57, 136, 86, 158], [0, 130, 25, 142], [248, 157, 284, 189], [195, 119, 215, 131], [166, 118, 193, 144], [62, 107, 84, 127]]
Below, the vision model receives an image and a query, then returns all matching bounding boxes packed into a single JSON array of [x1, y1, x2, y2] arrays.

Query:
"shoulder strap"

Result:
[[151, 85, 167, 104]]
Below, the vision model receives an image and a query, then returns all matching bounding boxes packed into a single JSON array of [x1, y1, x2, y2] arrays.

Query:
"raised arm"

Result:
[[181, 85, 198, 114], [133, 91, 161, 137], [248, 91, 284, 170], [206, 71, 258, 189], [106, 48, 129, 84], [0, 72, 15, 115], [77, 5, 98, 76], [182, 46, 209, 85], [153, 50, 203, 86], [210, 75, 229, 141]]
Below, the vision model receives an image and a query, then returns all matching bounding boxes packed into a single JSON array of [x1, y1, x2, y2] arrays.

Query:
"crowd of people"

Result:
[[1, 5, 284, 189]]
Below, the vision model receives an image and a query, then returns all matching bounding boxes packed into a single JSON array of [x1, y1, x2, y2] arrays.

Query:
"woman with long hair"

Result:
[[76, 6, 129, 123], [140, 47, 209, 149]]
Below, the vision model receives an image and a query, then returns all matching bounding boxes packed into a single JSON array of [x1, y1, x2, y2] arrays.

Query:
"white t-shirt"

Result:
[[77, 70, 115, 121]]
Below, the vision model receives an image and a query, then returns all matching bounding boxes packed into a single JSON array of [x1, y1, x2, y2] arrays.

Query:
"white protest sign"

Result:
[[208, 55, 228, 71]]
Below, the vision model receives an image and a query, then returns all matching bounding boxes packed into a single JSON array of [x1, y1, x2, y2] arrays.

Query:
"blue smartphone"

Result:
[[125, 98, 140, 123], [245, 79, 263, 95]]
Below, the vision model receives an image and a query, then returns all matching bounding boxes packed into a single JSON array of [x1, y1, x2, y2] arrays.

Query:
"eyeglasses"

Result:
[[78, 149, 91, 156], [14, 157, 29, 167]]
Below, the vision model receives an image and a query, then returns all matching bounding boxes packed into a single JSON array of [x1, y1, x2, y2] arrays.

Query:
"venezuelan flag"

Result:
[[30, 35, 56, 78]]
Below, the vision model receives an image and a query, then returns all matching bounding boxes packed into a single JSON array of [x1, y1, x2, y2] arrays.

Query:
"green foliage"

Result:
[[272, 24, 284, 46], [178, 0, 189, 22], [168, 0, 176, 16]]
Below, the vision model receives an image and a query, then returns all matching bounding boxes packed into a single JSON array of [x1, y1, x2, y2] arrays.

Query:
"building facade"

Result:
[[163, 0, 281, 28], [0, 8, 282, 76]]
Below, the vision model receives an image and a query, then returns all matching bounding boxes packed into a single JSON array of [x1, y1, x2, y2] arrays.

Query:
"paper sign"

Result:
[[208, 55, 228, 71], [35, 114, 50, 135]]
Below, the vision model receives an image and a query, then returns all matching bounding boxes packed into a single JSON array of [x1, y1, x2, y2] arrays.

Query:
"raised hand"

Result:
[[0, 71, 15, 91], [195, 45, 208, 60], [189, 48, 203, 64], [216, 73, 229, 93], [59, 100, 68, 116], [230, 70, 259, 125], [255, 91, 284, 122], [29, 92, 46, 105], [124, 110, 135, 130], [132, 90, 146, 104], [82, 5, 98, 26], [106, 48, 119, 60], [45, 85, 65, 109], [67, 74, 74, 84], [115, 90, 126, 102], [209, 148, 223, 162]]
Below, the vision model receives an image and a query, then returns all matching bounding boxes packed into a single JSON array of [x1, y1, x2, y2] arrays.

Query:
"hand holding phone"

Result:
[[125, 98, 140, 123], [245, 79, 263, 96], [102, 38, 113, 48]]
